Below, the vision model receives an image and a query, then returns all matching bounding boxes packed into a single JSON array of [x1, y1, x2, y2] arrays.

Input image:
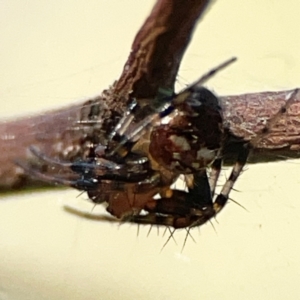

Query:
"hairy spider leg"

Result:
[[108, 98, 138, 140], [191, 143, 249, 227], [21, 145, 163, 200], [15, 160, 99, 190], [16, 157, 163, 213], [28, 145, 157, 185], [29, 146, 121, 172]]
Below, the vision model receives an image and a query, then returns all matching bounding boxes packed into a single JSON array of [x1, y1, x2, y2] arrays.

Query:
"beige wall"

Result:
[[0, 1, 300, 299]]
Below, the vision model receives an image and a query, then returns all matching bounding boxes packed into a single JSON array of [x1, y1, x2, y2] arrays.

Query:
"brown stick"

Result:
[[0, 0, 299, 190], [114, 0, 210, 98]]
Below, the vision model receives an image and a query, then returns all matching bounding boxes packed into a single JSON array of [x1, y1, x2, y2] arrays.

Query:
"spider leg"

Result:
[[17, 156, 162, 215], [211, 142, 249, 215], [173, 57, 236, 106], [29, 146, 74, 168], [188, 142, 249, 227], [128, 143, 249, 229], [129, 170, 214, 228], [29, 146, 152, 183], [109, 99, 138, 140], [22, 139, 162, 208], [29, 146, 122, 174], [15, 160, 98, 190], [108, 103, 174, 157], [208, 157, 222, 197]]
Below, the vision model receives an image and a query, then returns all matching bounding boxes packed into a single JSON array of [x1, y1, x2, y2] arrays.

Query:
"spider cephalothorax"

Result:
[[18, 58, 249, 229]]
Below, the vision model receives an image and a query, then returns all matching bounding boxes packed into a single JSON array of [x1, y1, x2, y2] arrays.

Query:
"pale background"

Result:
[[0, 1, 300, 299]]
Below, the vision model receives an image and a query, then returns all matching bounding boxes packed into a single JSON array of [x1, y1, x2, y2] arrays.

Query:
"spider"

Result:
[[17, 57, 250, 229]]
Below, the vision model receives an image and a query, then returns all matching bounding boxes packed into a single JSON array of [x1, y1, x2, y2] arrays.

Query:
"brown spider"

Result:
[[17, 57, 250, 229]]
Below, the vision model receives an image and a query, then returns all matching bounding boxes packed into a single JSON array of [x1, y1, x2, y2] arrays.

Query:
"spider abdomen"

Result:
[[149, 87, 223, 173]]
